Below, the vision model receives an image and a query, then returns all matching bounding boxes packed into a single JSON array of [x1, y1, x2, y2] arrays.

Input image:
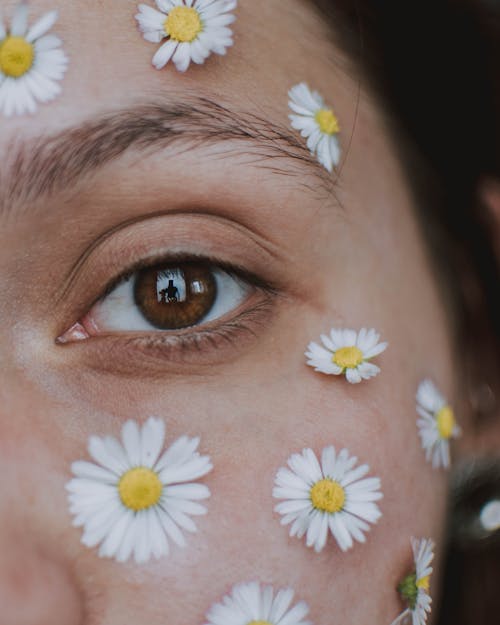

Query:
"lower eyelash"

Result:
[[126, 299, 272, 357], [73, 297, 277, 376]]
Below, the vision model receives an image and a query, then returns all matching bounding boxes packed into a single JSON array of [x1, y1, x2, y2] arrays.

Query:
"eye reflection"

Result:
[[135, 264, 216, 330]]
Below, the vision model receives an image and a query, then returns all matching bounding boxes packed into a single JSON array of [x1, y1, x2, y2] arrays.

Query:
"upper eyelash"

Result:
[[97, 253, 279, 307]]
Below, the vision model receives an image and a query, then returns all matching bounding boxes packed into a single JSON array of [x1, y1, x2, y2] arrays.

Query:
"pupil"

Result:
[[134, 263, 216, 330]]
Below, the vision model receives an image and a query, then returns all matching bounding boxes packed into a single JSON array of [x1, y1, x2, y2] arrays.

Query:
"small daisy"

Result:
[[305, 327, 388, 384], [288, 82, 341, 172], [391, 538, 434, 625], [66, 417, 212, 564], [416, 379, 461, 469], [135, 0, 237, 73], [0, 2, 68, 117], [204, 581, 312, 625], [273, 446, 383, 553]]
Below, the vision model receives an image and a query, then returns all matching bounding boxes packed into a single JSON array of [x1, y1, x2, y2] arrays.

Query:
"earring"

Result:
[[450, 457, 500, 549]]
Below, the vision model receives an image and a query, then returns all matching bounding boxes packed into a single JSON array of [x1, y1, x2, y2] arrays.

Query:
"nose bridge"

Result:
[[0, 376, 85, 625], [0, 538, 84, 625]]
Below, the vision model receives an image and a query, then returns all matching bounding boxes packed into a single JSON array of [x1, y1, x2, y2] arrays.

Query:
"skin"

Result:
[[2, 0, 496, 623]]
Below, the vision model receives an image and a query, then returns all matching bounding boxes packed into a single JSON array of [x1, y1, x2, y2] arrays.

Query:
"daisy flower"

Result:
[[204, 581, 311, 625], [66, 417, 212, 564], [391, 538, 434, 625], [416, 379, 461, 469], [273, 446, 383, 553], [288, 82, 341, 172], [135, 0, 237, 73], [0, 2, 68, 117], [305, 327, 388, 384]]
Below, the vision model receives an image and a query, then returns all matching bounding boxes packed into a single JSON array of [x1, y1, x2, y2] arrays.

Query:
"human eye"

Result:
[[82, 260, 251, 332], [57, 255, 276, 370]]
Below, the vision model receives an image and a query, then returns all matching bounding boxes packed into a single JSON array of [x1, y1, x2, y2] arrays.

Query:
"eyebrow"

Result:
[[1, 96, 331, 218]]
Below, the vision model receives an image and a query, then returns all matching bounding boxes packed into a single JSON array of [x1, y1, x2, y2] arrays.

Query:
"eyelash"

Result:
[[99, 255, 275, 304], [65, 253, 278, 361], [112, 298, 274, 360]]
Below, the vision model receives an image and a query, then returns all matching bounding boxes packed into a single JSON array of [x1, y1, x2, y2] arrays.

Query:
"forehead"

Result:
[[0, 0, 352, 137]]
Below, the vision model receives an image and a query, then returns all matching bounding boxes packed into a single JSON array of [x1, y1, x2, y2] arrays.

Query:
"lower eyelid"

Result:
[[61, 298, 276, 376]]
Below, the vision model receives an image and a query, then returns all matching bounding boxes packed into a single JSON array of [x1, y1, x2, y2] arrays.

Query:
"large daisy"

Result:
[[0, 2, 68, 117], [66, 417, 212, 564], [416, 379, 461, 469], [305, 327, 388, 384], [204, 581, 311, 625], [391, 538, 434, 625], [288, 82, 341, 172], [135, 0, 237, 73], [273, 446, 383, 553]]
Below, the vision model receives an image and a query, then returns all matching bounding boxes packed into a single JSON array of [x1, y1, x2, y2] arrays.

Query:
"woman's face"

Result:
[[0, 1, 461, 623]]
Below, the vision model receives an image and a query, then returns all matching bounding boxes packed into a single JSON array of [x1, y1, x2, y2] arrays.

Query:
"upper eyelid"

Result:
[[98, 254, 279, 306], [53, 213, 291, 336], [56, 212, 285, 307]]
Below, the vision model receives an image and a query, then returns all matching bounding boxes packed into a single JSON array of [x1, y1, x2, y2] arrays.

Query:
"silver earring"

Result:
[[450, 457, 500, 548]]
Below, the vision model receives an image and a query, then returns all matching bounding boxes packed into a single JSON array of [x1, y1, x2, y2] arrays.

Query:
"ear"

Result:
[[464, 178, 500, 453], [482, 178, 500, 258]]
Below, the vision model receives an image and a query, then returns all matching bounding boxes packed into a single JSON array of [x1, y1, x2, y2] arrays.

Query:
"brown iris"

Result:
[[134, 263, 216, 330]]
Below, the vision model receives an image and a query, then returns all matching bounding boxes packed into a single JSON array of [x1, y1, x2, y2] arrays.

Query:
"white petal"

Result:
[[140, 417, 165, 468], [121, 420, 141, 466], [26, 10, 58, 43], [34, 34, 63, 52], [11, 2, 29, 36], [329, 513, 353, 551], [98, 509, 134, 559], [364, 341, 388, 359], [155, 435, 200, 472], [346, 367, 362, 384], [166, 482, 210, 500], [357, 361, 381, 379], [172, 41, 192, 72], [152, 39, 178, 69], [88, 436, 123, 475], [157, 508, 186, 547], [70, 460, 117, 483]]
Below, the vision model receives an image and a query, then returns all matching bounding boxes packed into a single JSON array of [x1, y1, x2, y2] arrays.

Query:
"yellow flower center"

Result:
[[118, 467, 163, 511], [0, 36, 35, 78], [436, 405, 456, 439], [416, 575, 430, 592], [164, 7, 203, 43], [332, 346, 364, 369], [310, 478, 345, 513], [314, 109, 340, 135], [248, 622, 272, 625]]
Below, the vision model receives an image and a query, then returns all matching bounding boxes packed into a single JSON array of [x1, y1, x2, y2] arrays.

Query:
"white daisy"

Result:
[[204, 581, 311, 625], [135, 0, 237, 73], [66, 417, 212, 564], [391, 537, 434, 625], [288, 82, 341, 172], [0, 2, 68, 117], [273, 446, 383, 553], [416, 379, 461, 469], [305, 327, 388, 384]]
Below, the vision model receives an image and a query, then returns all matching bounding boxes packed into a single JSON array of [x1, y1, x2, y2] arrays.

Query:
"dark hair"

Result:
[[310, 1, 500, 622]]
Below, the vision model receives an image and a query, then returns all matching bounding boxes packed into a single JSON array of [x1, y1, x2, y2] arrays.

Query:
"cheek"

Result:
[[1, 354, 448, 625]]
